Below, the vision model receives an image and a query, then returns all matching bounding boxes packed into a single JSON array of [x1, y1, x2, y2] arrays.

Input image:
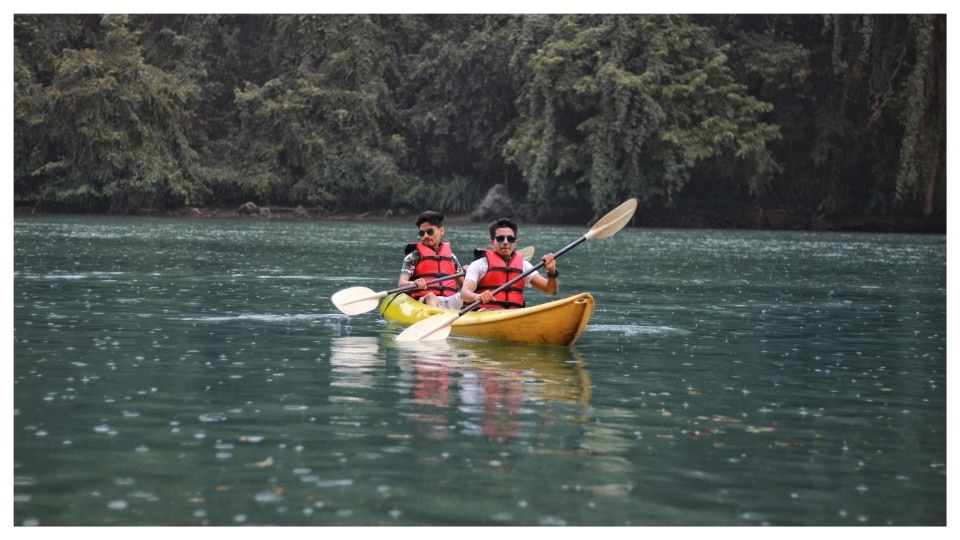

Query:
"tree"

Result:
[[230, 15, 411, 211], [12, 14, 945, 226], [715, 14, 946, 218], [892, 15, 945, 216], [397, 15, 522, 213], [505, 15, 781, 220], [16, 14, 201, 212]]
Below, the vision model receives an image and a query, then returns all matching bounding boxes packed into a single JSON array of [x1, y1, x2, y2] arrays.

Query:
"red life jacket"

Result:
[[476, 249, 525, 309], [409, 242, 458, 299]]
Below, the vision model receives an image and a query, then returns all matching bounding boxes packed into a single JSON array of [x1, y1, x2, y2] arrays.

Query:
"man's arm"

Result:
[[528, 254, 558, 296], [459, 259, 486, 304], [398, 252, 423, 288]]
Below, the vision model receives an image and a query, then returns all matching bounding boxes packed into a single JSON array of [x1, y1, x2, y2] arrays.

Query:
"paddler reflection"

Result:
[[328, 336, 385, 401], [393, 339, 591, 443], [393, 339, 458, 439], [458, 340, 592, 406]]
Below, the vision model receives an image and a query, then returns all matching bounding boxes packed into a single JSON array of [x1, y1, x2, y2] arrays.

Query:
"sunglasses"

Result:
[[494, 235, 517, 243], [418, 228, 436, 237]]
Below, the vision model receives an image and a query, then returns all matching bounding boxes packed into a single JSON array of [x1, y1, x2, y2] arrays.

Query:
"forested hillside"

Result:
[[13, 14, 946, 230]]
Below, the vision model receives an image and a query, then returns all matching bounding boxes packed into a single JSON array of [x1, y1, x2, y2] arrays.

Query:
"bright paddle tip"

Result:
[[332, 300, 380, 316], [395, 312, 458, 342], [330, 286, 380, 315], [331, 286, 374, 301], [585, 198, 638, 239]]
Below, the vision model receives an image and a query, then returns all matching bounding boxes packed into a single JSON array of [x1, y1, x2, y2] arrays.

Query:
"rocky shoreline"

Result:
[[173, 204, 946, 233], [16, 203, 945, 234]]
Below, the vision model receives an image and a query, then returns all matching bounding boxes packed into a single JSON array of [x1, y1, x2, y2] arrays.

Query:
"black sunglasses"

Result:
[[418, 228, 436, 237], [494, 235, 517, 243]]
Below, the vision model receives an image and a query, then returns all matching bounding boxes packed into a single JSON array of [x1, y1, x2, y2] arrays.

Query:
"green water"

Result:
[[12, 216, 946, 526]]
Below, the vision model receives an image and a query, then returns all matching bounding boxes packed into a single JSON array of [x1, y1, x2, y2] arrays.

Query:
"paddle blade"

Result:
[[331, 286, 386, 315], [585, 198, 637, 240], [395, 311, 460, 342]]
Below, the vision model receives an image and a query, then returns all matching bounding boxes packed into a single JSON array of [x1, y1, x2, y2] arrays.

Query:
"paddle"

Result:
[[331, 246, 535, 315], [395, 198, 638, 342]]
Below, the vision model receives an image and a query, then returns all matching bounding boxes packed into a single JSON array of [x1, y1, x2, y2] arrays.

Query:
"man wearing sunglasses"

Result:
[[460, 217, 558, 310], [398, 210, 465, 309]]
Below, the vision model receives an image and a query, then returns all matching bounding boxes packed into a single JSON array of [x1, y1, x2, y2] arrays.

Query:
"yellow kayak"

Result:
[[378, 292, 595, 346]]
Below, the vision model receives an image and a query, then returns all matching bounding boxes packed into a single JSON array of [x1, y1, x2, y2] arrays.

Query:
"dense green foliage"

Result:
[[14, 14, 945, 222]]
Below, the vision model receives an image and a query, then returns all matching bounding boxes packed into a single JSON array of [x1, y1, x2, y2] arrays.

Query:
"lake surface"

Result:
[[12, 215, 946, 526]]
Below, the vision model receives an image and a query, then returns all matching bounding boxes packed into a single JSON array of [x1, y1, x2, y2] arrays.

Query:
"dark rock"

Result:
[[294, 205, 311, 219], [238, 201, 259, 217], [472, 184, 522, 223]]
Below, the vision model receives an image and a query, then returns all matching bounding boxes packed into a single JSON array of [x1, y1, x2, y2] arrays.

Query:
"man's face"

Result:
[[418, 223, 443, 249], [489, 226, 517, 258]]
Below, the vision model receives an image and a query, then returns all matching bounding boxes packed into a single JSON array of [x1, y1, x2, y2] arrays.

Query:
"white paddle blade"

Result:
[[518, 246, 535, 261], [331, 286, 386, 315], [395, 312, 459, 342], [584, 198, 637, 240]]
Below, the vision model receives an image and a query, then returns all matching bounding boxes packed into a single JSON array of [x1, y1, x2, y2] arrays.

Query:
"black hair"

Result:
[[488, 218, 518, 239], [415, 210, 444, 227]]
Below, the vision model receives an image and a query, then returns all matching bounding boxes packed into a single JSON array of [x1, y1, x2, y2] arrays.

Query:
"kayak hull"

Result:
[[379, 292, 595, 346]]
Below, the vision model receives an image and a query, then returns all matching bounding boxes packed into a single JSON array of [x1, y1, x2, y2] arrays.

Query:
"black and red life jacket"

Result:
[[476, 249, 525, 309], [407, 242, 458, 299]]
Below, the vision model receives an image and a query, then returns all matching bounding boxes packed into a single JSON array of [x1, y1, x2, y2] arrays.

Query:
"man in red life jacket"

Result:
[[398, 210, 465, 309], [460, 218, 558, 309]]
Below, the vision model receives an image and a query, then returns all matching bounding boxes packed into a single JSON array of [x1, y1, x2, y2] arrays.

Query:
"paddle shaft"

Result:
[[392, 271, 464, 296], [457, 236, 585, 316]]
